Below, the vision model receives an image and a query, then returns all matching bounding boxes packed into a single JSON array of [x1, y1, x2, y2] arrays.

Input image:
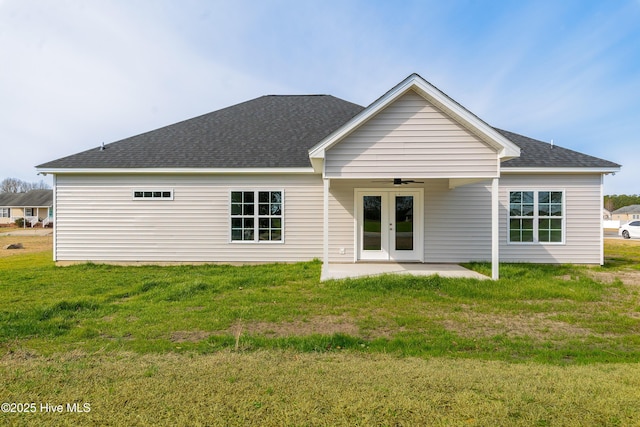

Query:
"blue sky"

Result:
[[1, 0, 638, 194]]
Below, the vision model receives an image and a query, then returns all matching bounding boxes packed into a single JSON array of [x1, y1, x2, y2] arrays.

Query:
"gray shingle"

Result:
[[497, 128, 620, 169], [37, 95, 365, 169], [613, 205, 640, 214], [0, 190, 52, 207]]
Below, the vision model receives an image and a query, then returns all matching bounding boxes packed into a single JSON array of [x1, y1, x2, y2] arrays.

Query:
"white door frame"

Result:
[[355, 188, 424, 262]]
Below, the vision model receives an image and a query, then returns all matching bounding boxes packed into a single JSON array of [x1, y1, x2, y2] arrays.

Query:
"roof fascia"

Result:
[[36, 167, 317, 175], [309, 73, 521, 160], [502, 167, 621, 174]]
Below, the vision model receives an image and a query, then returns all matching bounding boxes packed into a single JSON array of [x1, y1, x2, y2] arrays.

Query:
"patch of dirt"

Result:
[[441, 312, 597, 339], [588, 270, 640, 286], [238, 315, 359, 338], [0, 235, 52, 258], [170, 330, 212, 343]]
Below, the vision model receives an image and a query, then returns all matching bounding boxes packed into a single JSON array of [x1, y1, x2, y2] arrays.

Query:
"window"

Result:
[[231, 190, 283, 242], [25, 208, 34, 217], [0, 208, 9, 218], [133, 190, 173, 200], [509, 190, 564, 244]]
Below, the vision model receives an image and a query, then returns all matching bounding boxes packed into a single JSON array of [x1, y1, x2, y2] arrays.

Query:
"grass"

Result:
[[3, 350, 640, 426], [1, 251, 637, 363], [1, 237, 640, 425]]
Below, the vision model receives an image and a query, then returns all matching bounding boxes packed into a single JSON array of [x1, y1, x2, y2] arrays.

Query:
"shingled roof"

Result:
[[37, 95, 365, 169], [37, 94, 620, 171], [0, 190, 53, 207], [613, 205, 640, 215], [497, 128, 620, 169]]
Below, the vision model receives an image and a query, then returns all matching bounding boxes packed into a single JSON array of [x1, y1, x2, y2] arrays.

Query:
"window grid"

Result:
[[133, 190, 173, 200], [509, 190, 564, 244], [231, 190, 283, 242]]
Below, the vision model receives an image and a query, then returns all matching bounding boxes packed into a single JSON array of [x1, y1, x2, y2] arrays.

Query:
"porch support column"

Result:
[[491, 177, 500, 280], [323, 178, 329, 268]]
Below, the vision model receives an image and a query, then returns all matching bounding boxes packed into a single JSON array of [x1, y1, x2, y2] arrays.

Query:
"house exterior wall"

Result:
[[53, 172, 604, 265], [499, 174, 603, 264], [0, 207, 50, 223], [326, 174, 604, 265], [324, 90, 499, 179], [53, 174, 324, 262], [612, 213, 640, 222]]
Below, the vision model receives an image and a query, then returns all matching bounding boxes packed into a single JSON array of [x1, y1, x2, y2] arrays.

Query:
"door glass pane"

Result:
[[363, 196, 382, 251], [395, 196, 414, 251]]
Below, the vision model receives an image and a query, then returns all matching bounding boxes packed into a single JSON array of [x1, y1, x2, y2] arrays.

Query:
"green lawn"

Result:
[[1, 240, 640, 425]]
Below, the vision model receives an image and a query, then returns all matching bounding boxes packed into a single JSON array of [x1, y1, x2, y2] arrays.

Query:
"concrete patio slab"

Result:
[[321, 263, 489, 281]]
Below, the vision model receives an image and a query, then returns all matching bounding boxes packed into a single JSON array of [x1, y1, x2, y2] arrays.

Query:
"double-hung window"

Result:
[[230, 190, 283, 242], [0, 208, 9, 218], [509, 190, 564, 244]]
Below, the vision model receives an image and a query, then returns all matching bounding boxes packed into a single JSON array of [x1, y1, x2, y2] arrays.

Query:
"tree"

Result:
[[604, 194, 640, 211], [0, 177, 51, 193], [0, 177, 21, 193]]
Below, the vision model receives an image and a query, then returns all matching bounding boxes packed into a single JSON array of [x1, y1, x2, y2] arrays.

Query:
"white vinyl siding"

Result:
[[53, 174, 323, 263], [500, 174, 602, 264], [423, 180, 493, 262], [325, 90, 499, 179], [326, 174, 604, 265]]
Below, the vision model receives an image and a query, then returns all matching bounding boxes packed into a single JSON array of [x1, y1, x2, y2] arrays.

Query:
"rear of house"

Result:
[[37, 74, 620, 277]]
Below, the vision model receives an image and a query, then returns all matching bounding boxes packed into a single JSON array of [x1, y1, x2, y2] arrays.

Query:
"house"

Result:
[[612, 205, 640, 223], [36, 74, 620, 279], [0, 189, 53, 227]]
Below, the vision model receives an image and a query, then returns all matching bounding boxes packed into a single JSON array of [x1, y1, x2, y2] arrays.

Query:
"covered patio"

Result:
[[321, 263, 489, 281]]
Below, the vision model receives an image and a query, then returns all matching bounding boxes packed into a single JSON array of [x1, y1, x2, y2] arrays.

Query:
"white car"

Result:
[[619, 220, 640, 239]]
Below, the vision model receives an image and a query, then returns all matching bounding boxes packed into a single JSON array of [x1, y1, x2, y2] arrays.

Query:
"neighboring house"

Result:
[[36, 74, 621, 279], [0, 189, 53, 226], [612, 205, 640, 222]]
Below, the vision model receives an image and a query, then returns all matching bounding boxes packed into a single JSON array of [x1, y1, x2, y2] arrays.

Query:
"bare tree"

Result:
[[0, 177, 21, 193], [0, 178, 51, 193]]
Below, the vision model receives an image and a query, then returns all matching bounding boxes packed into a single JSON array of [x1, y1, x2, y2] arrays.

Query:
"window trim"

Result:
[[507, 189, 566, 245], [0, 208, 9, 218], [132, 189, 174, 200], [229, 189, 285, 244]]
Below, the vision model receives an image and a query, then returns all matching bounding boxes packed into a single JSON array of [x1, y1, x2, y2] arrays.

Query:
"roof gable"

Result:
[[309, 73, 521, 164]]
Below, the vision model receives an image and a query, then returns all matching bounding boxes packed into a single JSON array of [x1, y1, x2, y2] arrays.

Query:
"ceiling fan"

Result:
[[373, 178, 424, 186]]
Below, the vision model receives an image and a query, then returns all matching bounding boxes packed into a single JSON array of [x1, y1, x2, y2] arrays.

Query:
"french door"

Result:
[[356, 190, 423, 261]]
